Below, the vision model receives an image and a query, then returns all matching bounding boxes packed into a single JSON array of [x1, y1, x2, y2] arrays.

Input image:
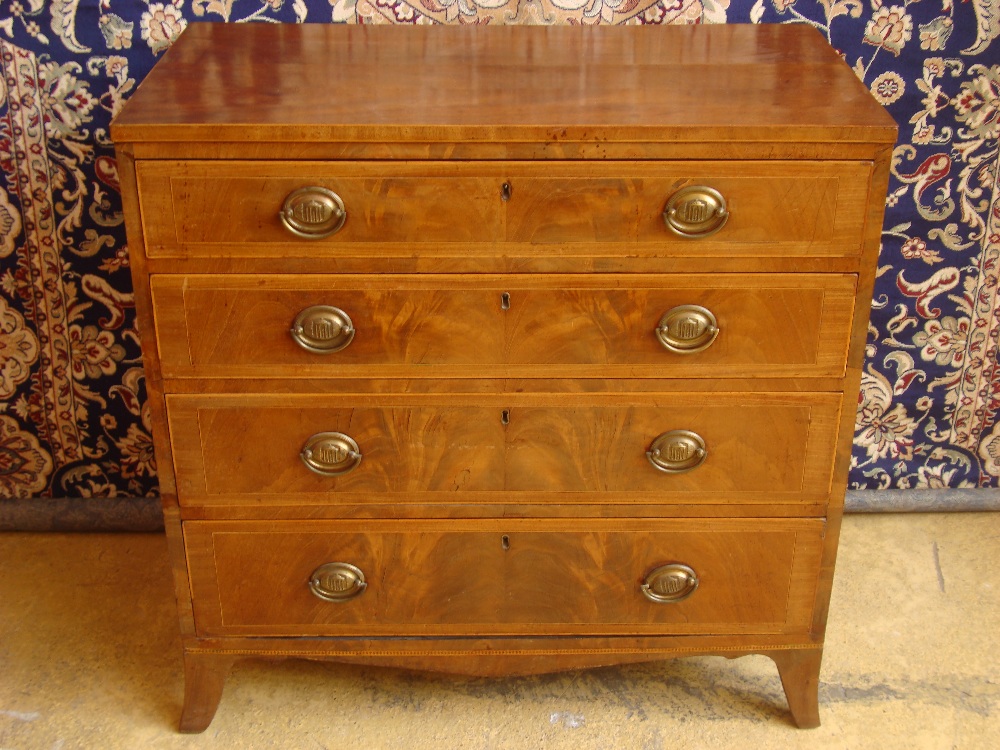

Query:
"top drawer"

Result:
[[135, 161, 873, 259]]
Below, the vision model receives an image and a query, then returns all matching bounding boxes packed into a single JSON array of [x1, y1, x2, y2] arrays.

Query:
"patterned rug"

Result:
[[0, 1, 998, 517]]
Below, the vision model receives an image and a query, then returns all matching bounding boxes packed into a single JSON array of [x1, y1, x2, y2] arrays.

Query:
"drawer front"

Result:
[[136, 160, 871, 258], [184, 518, 825, 637], [166, 392, 841, 506], [152, 274, 857, 379]]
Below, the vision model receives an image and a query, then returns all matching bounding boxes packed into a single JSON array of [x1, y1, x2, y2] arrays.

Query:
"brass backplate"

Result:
[[656, 304, 719, 354], [641, 563, 699, 603], [663, 185, 729, 238], [308, 562, 367, 602], [299, 432, 362, 476], [646, 430, 707, 473], [290, 305, 355, 353], [280, 186, 347, 239]]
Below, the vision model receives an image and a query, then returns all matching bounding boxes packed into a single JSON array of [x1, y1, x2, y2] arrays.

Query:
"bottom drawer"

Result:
[[185, 519, 824, 637]]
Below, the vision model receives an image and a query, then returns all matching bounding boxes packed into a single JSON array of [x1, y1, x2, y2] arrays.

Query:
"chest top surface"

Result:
[[110, 23, 896, 147]]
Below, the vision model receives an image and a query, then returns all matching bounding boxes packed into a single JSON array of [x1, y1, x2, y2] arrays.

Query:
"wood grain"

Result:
[[141, 254, 866, 283], [181, 634, 825, 677], [110, 24, 895, 145], [165, 392, 841, 504], [183, 518, 825, 638], [770, 648, 824, 729], [136, 160, 871, 259], [179, 650, 236, 733], [124, 140, 894, 163], [159, 376, 851, 396], [111, 22, 897, 732], [150, 273, 857, 379]]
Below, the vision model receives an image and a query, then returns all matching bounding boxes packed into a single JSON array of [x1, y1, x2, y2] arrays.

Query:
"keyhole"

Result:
[[501, 292, 511, 310], [501, 409, 510, 425], [501, 535, 510, 550], [501, 182, 512, 202]]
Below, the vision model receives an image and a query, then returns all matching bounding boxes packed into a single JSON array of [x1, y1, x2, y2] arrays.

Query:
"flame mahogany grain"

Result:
[[112, 23, 895, 732]]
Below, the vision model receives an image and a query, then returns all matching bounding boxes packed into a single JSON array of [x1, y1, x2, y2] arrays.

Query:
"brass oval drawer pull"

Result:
[[663, 185, 729, 238], [290, 305, 355, 353], [308, 562, 367, 602], [641, 563, 699, 603], [280, 186, 347, 239], [656, 305, 719, 354], [646, 430, 707, 474], [300, 432, 362, 476]]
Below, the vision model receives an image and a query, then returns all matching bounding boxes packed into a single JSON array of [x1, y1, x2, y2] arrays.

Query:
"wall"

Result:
[[1, 1, 999, 525]]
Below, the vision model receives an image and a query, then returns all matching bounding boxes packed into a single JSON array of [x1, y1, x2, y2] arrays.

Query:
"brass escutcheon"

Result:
[[290, 305, 355, 354], [656, 305, 719, 354], [641, 563, 699, 603], [300, 432, 362, 476], [280, 186, 347, 239], [308, 562, 367, 602], [646, 430, 707, 474], [663, 185, 729, 238]]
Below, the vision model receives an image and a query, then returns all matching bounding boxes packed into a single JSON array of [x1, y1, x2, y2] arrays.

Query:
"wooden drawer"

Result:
[[136, 160, 872, 258], [151, 273, 857, 379], [184, 518, 825, 637], [166, 392, 841, 506]]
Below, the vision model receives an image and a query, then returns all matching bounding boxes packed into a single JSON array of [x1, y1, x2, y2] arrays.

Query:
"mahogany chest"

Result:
[[111, 23, 896, 731]]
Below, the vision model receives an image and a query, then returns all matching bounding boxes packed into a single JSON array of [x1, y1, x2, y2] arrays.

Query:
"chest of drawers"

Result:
[[111, 23, 896, 732]]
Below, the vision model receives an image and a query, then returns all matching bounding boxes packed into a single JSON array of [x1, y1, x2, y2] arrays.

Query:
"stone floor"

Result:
[[1, 513, 998, 749]]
